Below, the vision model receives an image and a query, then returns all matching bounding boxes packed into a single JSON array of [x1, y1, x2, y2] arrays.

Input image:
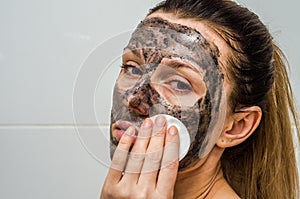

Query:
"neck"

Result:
[[174, 147, 225, 199]]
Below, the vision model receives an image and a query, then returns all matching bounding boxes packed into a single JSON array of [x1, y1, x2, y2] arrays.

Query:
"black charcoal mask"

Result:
[[110, 17, 226, 170]]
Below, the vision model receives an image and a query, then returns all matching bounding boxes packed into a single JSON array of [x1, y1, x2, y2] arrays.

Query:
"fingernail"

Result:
[[142, 118, 152, 129], [169, 126, 178, 136], [125, 126, 135, 136], [155, 115, 166, 127]]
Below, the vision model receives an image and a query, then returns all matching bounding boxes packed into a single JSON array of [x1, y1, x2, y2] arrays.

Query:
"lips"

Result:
[[112, 120, 138, 141]]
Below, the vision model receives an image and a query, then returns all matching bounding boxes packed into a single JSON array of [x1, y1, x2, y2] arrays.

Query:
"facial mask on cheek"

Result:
[[110, 17, 227, 170]]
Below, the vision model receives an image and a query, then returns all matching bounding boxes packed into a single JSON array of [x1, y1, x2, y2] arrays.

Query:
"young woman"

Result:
[[100, 0, 300, 198]]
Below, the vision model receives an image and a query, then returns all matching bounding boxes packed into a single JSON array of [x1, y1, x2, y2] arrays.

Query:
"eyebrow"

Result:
[[162, 59, 201, 74], [123, 48, 202, 73], [123, 48, 143, 59], [122, 48, 146, 66]]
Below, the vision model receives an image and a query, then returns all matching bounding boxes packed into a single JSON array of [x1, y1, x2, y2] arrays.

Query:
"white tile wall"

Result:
[[0, 0, 162, 124], [0, 127, 108, 199], [0, 0, 299, 199]]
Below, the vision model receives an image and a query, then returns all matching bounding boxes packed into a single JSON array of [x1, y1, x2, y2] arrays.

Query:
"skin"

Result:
[[110, 17, 226, 170], [101, 11, 262, 199]]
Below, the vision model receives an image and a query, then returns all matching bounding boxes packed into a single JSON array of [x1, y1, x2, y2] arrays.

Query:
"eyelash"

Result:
[[120, 64, 143, 76], [165, 78, 193, 94], [120, 63, 193, 94], [120, 64, 128, 71], [165, 77, 193, 95]]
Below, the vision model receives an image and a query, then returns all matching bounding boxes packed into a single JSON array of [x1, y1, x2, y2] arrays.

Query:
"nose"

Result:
[[128, 83, 152, 116]]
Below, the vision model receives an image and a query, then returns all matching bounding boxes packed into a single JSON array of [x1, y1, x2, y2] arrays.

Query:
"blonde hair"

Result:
[[221, 43, 300, 199]]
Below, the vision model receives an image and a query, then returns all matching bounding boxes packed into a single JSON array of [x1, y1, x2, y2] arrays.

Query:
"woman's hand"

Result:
[[100, 116, 180, 199]]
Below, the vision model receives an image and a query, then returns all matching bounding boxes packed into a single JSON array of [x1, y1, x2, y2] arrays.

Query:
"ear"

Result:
[[216, 106, 262, 148]]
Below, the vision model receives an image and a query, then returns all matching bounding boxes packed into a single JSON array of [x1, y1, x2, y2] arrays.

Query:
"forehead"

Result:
[[147, 12, 231, 59], [144, 12, 232, 95], [125, 17, 221, 73]]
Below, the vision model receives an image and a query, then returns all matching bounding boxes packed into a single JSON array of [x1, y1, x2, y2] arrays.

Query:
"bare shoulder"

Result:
[[208, 178, 241, 199]]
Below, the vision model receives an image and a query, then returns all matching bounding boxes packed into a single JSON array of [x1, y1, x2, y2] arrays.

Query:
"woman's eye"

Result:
[[121, 64, 143, 76], [130, 67, 143, 75], [168, 79, 192, 93]]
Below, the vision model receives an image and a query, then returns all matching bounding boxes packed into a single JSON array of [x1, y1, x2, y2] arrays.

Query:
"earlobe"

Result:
[[217, 106, 262, 148]]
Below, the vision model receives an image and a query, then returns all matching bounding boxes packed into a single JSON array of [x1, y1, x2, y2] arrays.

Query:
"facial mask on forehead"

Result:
[[110, 17, 227, 170]]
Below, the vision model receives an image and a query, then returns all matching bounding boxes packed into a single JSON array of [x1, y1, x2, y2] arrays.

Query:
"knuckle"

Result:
[[133, 189, 149, 199], [141, 150, 162, 172], [152, 130, 165, 138], [146, 150, 163, 164], [101, 184, 115, 198], [119, 136, 131, 145], [117, 188, 131, 198], [112, 149, 126, 161], [110, 151, 127, 171], [129, 152, 145, 162], [138, 128, 151, 139], [163, 160, 179, 170], [147, 142, 164, 155]]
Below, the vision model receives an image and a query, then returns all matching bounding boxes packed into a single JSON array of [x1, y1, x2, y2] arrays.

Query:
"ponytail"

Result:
[[221, 43, 300, 199]]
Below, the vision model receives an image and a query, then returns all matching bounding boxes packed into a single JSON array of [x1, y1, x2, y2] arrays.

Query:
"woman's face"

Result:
[[110, 13, 230, 170]]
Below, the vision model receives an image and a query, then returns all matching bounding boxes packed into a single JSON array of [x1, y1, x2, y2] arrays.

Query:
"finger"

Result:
[[156, 125, 180, 194], [138, 115, 166, 185], [122, 118, 153, 182], [106, 126, 136, 183]]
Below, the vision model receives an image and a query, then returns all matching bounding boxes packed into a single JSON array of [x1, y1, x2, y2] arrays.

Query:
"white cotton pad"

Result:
[[150, 114, 190, 161]]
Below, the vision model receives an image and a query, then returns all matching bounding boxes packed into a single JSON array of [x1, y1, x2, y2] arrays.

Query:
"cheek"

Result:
[[116, 73, 139, 91], [180, 96, 210, 140], [110, 85, 130, 122], [177, 94, 213, 169], [110, 78, 214, 170], [112, 85, 126, 106], [164, 93, 212, 156]]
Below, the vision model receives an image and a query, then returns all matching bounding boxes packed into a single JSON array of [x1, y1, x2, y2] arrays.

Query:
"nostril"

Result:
[[129, 97, 141, 108], [127, 83, 154, 116], [128, 102, 150, 116], [128, 96, 150, 116]]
